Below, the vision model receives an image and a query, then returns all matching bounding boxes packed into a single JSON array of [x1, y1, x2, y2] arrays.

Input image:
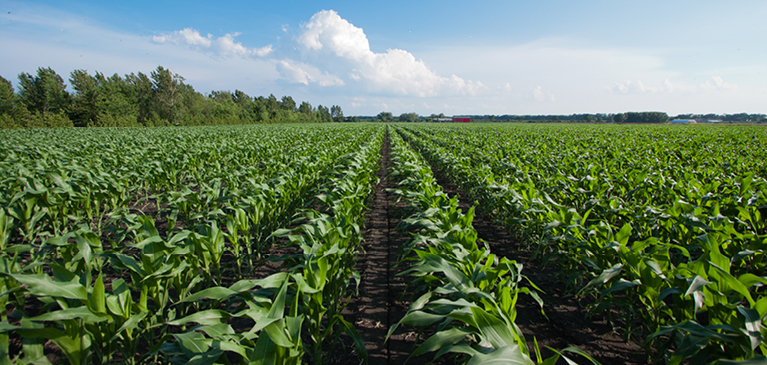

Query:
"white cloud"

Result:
[[610, 76, 736, 95], [533, 86, 555, 102], [3, 3, 763, 116], [153, 28, 273, 58], [700, 76, 737, 91], [276, 60, 344, 86], [610, 80, 657, 94], [291, 10, 481, 96], [662, 79, 696, 93]]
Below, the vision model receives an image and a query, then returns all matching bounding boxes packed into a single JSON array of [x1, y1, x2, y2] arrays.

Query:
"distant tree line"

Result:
[[0, 66, 344, 129], [673, 113, 766, 123], [613, 112, 669, 124], [356, 112, 425, 123], [344, 111, 766, 124], [449, 112, 766, 124]]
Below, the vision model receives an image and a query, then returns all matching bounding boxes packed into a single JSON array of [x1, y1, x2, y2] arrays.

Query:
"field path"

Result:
[[346, 128, 414, 364], [347, 126, 642, 364]]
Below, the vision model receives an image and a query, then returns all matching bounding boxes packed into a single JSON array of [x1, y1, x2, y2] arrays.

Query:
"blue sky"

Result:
[[1, 0, 765, 116]]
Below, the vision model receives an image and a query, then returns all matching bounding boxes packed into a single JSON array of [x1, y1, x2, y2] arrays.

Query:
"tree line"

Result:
[[0, 66, 345, 129], [457, 112, 766, 124], [364, 112, 671, 123]]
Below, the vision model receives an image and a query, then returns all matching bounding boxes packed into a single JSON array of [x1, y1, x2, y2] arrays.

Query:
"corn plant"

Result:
[[395, 123, 767, 363], [386, 128, 569, 364]]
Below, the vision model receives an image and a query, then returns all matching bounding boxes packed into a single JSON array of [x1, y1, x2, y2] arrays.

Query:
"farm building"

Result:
[[670, 119, 698, 124], [453, 117, 471, 123]]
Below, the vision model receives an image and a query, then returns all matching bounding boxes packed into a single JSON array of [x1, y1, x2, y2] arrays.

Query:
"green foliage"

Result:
[[387, 129, 546, 364], [377, 111, 393, 122], [17, 67, 71, 116], [394, 122, 767, 364], [1, 66, 334, 128], [398, 112, 419, 122], [330, 105, 343, 122], [316, 105, 332, 123], [613, 111, 669, 124], [21, 111, 74, 128], [0, 124, 384, 363], [0, 76, 18, 116]]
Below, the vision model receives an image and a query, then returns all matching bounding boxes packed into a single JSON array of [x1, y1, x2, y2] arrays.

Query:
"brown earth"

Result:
[[8, 127, 646, 364], [343, 127, 646, 364]]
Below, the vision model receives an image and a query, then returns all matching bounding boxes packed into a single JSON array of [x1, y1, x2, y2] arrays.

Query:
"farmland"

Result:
[[0, 123, 766, 364]]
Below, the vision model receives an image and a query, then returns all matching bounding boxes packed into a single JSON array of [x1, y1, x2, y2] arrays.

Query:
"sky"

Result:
[[1, 0, 765, 116]]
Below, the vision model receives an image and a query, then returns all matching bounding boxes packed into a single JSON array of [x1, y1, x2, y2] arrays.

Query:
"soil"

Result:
[[421, 139, 645, 364], [7, 126, 646, 364], [343, 127, 645, 364], [343, 128, 455, 365]]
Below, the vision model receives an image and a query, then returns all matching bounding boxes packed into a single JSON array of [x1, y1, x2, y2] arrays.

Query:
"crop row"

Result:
[[386, 127, 592, 364], [0, 124, 383, 364], [396, 123, 767, 364]]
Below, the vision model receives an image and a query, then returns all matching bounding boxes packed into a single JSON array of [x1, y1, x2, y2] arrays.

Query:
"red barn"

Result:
[[453, 117, 471, 123]]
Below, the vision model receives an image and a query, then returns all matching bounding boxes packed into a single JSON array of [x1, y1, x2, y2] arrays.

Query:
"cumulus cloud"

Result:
[[153, 28, 273, 57], [290, 10, 481, 96], [276, 60, 344, 86]]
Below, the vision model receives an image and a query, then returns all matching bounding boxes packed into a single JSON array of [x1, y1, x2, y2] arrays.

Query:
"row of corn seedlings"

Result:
[[274, 126, 384, 363], [0, 125, 374, 251], [385, 127, 592, 365], [396, 123, 767, 364], [153, 126, 384, 364], [0, 124, 382, 364]]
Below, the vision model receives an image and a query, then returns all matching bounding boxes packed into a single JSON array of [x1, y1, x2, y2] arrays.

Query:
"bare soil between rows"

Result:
[[344, 128, 645, 364], [10, 127, 645, 364]]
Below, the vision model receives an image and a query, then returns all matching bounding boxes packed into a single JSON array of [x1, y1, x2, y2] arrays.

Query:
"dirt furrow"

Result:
[[350, 127, 645, 365], [427, 154, 645, 365], [344, 128, 412, 364]]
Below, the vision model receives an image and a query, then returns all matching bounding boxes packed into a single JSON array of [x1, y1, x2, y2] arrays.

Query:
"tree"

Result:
[[298, 101, 312, 118], [233, 90, 251, 104], [624, 112, 668, 124], [93, 73, 137, 127], [316, 105, 332, 123], [398, 112, 419, 122], [613, 113, 627, 123], [280, 95, 296, 112], [17, 67, 71, 115], [232, 90, 255, 122], [69, 69, 100, 127], [6, 64, 340, 128], [125, 71, 154, 126], [0, 75, 28, 128], [377, 111, 393, 122], [0, 75, 18, 116], [330, 105, 343, 122], [151, 66, 185, 125]]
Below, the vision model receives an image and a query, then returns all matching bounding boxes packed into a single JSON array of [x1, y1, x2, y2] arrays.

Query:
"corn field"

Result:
[[0, 123, 765, 364]]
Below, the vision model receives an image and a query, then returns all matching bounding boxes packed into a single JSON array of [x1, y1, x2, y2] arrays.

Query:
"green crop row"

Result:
[[386, 127, 594, 365], [396, 123, 767, 364], [0, 124, 383, 364]]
